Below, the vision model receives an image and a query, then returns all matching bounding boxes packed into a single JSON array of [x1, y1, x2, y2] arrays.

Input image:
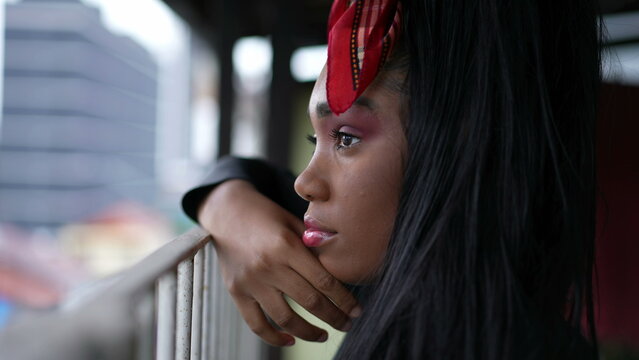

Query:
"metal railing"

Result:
[[0, 228, 266, 360]]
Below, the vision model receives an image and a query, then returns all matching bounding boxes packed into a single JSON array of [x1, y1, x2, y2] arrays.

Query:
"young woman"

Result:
[[183, 0, 603, 358]]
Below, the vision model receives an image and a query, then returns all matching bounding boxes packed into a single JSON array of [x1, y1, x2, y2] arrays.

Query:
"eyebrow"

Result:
[[309, 97, 376, 118], [315, 102, 333, 118]]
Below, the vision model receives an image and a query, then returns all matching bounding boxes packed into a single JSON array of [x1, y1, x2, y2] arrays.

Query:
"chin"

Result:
[[318, 254, 378, 285]]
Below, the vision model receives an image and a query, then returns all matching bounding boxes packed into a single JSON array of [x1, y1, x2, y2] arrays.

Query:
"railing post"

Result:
[[208, 242, 221, 359], [190, 250, 205, 359], [201, 242, 214, 359], [175, 259, 194, 359], [218, 264, 231, 359], [136, 291, 156, 360], [156, 271, 177, 360]]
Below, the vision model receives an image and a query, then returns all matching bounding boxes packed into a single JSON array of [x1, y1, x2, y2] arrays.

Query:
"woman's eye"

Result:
[[339, 133, 359, 148], [330, 129, 361, 149]]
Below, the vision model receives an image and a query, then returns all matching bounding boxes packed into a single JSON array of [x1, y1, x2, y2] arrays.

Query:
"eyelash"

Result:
[[329, 128, 341, 141], [306, 134, 317, 145], [305, 129, 361, 150]]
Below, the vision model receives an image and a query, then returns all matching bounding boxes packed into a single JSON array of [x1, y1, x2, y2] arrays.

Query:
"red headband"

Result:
[[327, 0, 402, 115]]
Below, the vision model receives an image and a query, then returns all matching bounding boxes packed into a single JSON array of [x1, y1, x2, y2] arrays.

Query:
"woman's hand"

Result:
[[198, 180, 361, 346]]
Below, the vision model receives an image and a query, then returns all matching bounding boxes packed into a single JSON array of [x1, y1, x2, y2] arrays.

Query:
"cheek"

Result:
[[342, 162, 401, 230], [327, 148, 404, 283]]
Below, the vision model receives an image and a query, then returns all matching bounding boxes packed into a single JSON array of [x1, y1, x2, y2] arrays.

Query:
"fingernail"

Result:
[[317, 332, 328, 342], [285, 338, 296, 346], [341, 320, 352, 332], [349, 306, 362, 318]]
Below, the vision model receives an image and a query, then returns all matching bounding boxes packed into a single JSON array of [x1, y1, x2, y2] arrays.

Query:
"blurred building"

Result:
[[0, 0, 158, 228]]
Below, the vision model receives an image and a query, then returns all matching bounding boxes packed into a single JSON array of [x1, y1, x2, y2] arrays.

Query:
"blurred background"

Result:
[[0, 0, 636, 359]]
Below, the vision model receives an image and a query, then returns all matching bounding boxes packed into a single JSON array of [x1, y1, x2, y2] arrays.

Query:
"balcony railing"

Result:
[[0, 228, 266, 360]]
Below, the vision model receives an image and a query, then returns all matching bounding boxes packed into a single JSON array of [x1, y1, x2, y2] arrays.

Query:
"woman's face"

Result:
[[294, 67, 407, 284]]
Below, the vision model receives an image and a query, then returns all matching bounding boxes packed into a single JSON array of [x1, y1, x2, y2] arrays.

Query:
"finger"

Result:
[[235, 296, 296, 347], [256, 291, 328, 342], [279, 269, 352, 332], [289, 252, 361, 319]]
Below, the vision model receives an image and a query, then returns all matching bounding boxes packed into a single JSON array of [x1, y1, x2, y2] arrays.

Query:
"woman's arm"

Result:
[[182, 157, 360, 346], [182, 156, 307, 221]]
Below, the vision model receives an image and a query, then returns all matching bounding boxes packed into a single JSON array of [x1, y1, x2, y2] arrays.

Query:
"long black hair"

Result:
[[337, 0, 603, 359]]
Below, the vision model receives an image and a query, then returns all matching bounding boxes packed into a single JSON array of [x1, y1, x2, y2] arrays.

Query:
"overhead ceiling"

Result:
[[602, 0, 639, 13], [161, 0, 330, 47], [161, 0, 639, 47]]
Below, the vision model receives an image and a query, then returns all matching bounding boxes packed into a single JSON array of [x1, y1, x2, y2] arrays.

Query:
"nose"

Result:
[[294, 159, 330, 202]]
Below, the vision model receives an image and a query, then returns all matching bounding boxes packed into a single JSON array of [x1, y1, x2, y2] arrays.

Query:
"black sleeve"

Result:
[[181, 156, 307, 223]]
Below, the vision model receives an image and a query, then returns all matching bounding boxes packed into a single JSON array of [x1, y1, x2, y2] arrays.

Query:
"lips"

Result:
[[303, 215, 337, 247]]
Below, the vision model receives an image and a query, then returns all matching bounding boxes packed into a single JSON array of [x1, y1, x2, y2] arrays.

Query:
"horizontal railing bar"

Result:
[[103, 227, 210, 298]]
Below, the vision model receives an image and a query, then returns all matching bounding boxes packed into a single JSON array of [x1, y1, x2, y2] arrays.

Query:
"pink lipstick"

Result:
[[303, 216, 336, 247]]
